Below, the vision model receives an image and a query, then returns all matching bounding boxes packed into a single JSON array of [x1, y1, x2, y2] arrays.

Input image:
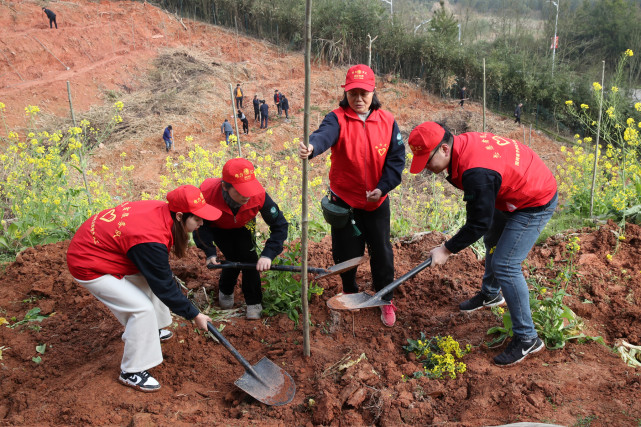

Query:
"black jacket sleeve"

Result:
[[376, 120, 405, 195], [259, 193, 289, 260], [444, 168, 502, 254], [308, 112, 340, 159], [126, 243, 200, 320], [193, 223, 217, 260]]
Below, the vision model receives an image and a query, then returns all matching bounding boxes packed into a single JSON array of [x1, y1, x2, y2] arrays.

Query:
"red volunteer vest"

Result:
[[67, 201, 174, 280], [449, 132, 557, 212], [330, 107, 395, 210], [200, 178, 266, 228]]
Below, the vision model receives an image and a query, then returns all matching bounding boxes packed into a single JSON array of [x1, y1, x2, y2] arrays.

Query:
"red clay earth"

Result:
[[1, 1, 641, 426]]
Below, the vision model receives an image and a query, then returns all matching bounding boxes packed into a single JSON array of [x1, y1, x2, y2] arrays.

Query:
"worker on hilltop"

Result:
[[42, 7, 57, 29], [408, 121, 558, 366]]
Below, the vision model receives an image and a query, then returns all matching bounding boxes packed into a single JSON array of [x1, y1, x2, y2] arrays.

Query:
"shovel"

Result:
[[206, 322, 295, 406], [207, 256, 366, 279], [326, 257, 432, 310]]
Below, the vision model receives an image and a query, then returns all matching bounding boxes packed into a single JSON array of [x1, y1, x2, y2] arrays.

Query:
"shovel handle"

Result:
[[369, 257, 432, 300], [207, 262, 327, 275], [206, 322, 266, 385]]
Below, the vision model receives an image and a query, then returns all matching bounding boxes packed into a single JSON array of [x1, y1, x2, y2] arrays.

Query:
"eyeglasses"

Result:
[[425, 144, 440, 167]]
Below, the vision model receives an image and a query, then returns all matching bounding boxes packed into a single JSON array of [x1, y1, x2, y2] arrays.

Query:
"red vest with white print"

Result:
[[449, 132, 557, 212], [199, 178, 266, 228], [329, 107, 395, 210], [67, 201, 174, 280]]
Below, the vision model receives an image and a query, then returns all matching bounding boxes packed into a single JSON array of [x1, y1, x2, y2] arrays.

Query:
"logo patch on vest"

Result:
[[270, 206, 278, 218], [397, 132, 403, 145]]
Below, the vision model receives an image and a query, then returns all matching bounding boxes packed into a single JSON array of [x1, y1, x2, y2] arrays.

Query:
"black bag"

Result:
[[320, 192, 361, 236], [321, 195, 350, 228]]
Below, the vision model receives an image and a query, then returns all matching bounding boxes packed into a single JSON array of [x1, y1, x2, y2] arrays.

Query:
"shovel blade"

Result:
[[235, 357, 296, 406], [326, 292, 391, 310], [314, 256, 367, 279]]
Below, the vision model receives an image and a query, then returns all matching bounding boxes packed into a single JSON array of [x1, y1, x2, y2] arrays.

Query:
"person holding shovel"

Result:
[[407, 121, 558, 366], [194, 158, 288, 320], [66, 185, 221, 392], [298, 64, 405, 327]]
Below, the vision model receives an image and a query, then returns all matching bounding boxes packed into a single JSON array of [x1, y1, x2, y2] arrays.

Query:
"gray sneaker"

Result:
[[246, 303, 263, 320], [219, 291, 234, 309]]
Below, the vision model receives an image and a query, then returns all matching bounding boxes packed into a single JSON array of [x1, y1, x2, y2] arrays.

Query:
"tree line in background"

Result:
[[150, 0, 641, 134]]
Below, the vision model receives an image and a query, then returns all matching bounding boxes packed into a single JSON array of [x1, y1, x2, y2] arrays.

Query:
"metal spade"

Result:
[[206, 323, 295, 406], [207, 255, 366, 279], [326, 257, 433, 310]]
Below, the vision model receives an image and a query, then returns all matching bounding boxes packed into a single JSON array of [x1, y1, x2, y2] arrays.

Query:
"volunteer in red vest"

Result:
[[66, 185, 221, 392], [194, 158, 288, 320], [298, 64, 405, 327], [408, 122, 558, 366]]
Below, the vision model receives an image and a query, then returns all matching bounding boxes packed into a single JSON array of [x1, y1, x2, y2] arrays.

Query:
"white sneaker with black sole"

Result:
[[493, 336, 545, 366], [119, 370, 161, 392], [459, 291, 506, 312], [159, 329, 173, 342]]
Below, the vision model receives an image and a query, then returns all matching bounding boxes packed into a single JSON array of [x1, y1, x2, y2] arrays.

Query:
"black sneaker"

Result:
[[118, 370, 161, 392], [459, 291, 505, 312], [493, 337, 544, 366], [159, 329, 173, 342]]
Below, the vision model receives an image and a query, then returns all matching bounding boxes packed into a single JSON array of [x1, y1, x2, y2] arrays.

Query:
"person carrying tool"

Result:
[[194, 158, 288, 320], [42, 7, 57, 29], [66, 185, 221, 392], [298, 64, 405, 327], [237, 109, 249, 135], [407, 122, 558, 366]]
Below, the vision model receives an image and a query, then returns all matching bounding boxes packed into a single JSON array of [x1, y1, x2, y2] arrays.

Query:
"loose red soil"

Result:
[[1, 1, 640, 426]]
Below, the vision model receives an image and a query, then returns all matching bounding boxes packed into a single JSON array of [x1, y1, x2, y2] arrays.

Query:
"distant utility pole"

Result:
[[550, 0, 559, 76], [414, 19, 431, 35], [381, 0, 392, 15]]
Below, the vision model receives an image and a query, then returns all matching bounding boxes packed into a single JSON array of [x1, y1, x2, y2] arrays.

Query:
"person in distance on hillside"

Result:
[[298, 64, 405, 327], [42, 7, 57, 29], [253, 95, 260, 123], [194, 158, 288, 320], [274, 90, 282, 116], [237, 110, 249, 135], [514, 103, 523, 124], [459, 86, 466, 108], [259, 100, 269, 129], [162, 125, 173, 152], [235, 84, 244, 109], [280, 94, 290, 120], [221, 119, 234, 143], [66, 185, 220, 392], [407, 121, 558, 366]]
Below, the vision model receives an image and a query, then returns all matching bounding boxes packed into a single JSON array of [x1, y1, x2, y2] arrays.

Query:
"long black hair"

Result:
[[338, 91, 382, 110], [170, 211, 194, 258]]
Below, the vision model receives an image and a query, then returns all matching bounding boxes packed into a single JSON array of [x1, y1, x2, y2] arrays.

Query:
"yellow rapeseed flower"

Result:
[[592, 82, 602, 91], [580, 104, 589, 110], [625, 49, 634, 57], [565, 100, 573, 106]]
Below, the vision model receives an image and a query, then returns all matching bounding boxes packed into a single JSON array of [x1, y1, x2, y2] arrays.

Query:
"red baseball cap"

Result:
[[408, 122, 446, 174], [222, 158, 264, 197], [341, 64, 376, 92], [167, 185, 222, 220]]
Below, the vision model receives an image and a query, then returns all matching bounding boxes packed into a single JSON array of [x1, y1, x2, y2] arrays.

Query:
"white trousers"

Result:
[[74, 273, 172, 373]]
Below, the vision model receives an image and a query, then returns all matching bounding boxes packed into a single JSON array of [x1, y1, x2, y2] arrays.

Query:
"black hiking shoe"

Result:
[[118, 370, 161, 392], [459, 291, 505, 312], [493, 336, 544, 366]]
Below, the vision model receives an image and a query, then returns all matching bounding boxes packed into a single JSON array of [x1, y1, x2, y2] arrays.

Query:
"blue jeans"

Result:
[[225, 131, 232, 142], [481, 193, 558, 340], [164, 138, 172, 150]]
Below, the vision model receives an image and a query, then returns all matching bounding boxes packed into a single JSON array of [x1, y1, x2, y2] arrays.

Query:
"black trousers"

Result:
[[242, 119, 249, 134], [49, 17, 57, 29], [235, 97, 243, 109], [211, 226, 261, 305], [515, 116, 521, 124], [254, 108, 260, 121], [331, 196, 394, 301]]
